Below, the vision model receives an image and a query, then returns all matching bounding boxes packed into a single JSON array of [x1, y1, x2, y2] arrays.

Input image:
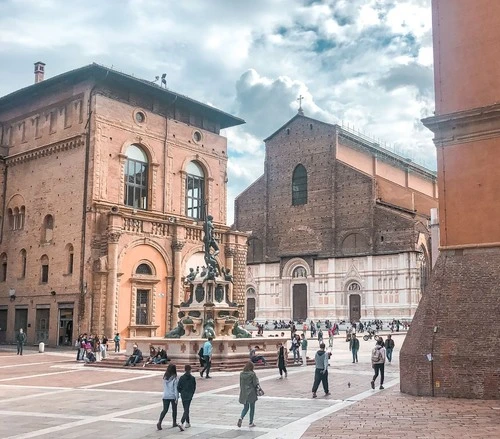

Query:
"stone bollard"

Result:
[[38, 342, 45, 353]]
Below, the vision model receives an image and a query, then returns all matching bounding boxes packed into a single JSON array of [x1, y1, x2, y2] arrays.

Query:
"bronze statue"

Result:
[[232, 321, 252, 338], [202, 319, 216, 339], [165, 321, 185, 339]]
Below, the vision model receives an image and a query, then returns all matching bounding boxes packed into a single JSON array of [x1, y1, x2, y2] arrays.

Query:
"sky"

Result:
[[0, 0, 435, 225]]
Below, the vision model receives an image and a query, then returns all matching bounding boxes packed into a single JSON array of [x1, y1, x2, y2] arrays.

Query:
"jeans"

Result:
[[312, 369, 329, 394], [158, 398, 177, 426], [251, 355, 267, 365], [115, 342, 120, 353], [17, 343, 23, 355], [351, 349, 358, 363], [328, 336, 333, 347], [180, 399, 191, 424], [372, 363, 385, 385], [240, 402, 255, 424], [201, 356, 211, 377], [386, 348, 393, 363], [125, 355, 140, 366], [293, 348, 299, 362]]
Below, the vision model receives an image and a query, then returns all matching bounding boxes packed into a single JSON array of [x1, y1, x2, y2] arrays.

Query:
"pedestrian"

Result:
[[16, 328, 26, 355], [250, 345, 268, 365], [101, 335, 108, 359], [113, 332, 120, 352], [276, 341, 287, 379], [371, 338, 386, 390], [177, 364, 196, 429], [328, 326, 334, 347], [157, 364, 183, 431], [349, 333, 359, 363], [301, 333, 308, 366], [312, 343, 330, 398], [291, 334, 300, 363], [200, 336, 213, 378], [317, 329, 323, 344], [384, 334, 395, 363], [237, 361, 260, 428]]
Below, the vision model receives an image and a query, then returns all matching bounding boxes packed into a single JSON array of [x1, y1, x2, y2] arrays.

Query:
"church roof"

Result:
[[0, 63, 245, 129]]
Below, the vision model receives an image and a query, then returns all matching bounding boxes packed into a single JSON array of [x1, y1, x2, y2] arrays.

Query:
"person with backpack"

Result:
[[371, 338, 386, 390], [349, 333, 360, 363], [312, 343, 331, 398], [384, 334, 395, 363], [177, 364, 196, 429], [200, 337, 213, 378], [157, 364, 183, 431]]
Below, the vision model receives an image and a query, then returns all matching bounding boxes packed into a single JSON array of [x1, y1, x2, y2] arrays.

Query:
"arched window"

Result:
[[124, 144, 149, 209], [342, 233, 369, 255], [19, 206, 25, 230], [136, 263, 153, 275], [186, 161, 205, 219], [41, 254, 49, 283], [66, 244, 74, 275], [417, 249, 430, 293], [20, 249, 27, 279], [7, 209, 14, 230], [292, 164, 307, 206], [43, 215, 54, 243], [292, 266, 307, 278], [13, 207, 19, 230], [0, 253, 7, 282]]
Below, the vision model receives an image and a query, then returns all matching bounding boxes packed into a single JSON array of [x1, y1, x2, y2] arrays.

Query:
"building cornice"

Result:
[[4, 135, 85, 167]]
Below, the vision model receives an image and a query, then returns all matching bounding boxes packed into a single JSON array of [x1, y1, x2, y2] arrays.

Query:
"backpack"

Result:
[[371, 348, 382, 363], [198, 347, 204, 358]]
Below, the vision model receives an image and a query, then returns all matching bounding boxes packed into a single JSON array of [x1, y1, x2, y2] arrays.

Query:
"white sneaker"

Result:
[[184, 422, 191, 429]]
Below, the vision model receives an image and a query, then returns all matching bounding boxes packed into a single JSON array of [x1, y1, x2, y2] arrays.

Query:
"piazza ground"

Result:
[[0, 333, 498, 439]]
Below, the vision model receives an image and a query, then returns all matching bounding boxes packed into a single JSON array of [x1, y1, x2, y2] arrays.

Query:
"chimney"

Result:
[[34, 61, 46, 83]]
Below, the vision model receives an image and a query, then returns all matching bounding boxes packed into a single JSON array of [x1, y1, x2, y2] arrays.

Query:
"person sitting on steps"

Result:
[[124, 344, 143, 366]]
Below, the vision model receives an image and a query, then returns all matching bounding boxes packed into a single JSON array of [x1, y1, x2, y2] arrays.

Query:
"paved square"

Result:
[[0, 334, 498, 438]]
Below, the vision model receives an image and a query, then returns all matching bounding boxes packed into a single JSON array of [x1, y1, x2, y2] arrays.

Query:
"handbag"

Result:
[[256, 384, 265, 397]]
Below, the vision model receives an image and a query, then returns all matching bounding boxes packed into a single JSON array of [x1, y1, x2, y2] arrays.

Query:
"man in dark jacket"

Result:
[[16, 328, 27, 355], [124, 344, 143, 366], [178, 364, 196, 429], [349, 333, 360, 363], [384, 334, 395, 363], [312, 343, 331, 398]]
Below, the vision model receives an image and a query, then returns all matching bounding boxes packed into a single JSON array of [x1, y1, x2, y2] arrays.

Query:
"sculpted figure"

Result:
[[232, 321, 252, 338], [202, 319, 216, 339], [165, 321, 185, 339]]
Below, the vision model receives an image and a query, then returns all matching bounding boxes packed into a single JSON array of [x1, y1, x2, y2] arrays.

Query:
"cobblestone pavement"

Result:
[[0, 333, 498, 438]]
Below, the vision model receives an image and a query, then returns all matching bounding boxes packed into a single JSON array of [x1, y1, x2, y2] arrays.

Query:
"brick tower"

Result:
[[400, 0, 500, 399]]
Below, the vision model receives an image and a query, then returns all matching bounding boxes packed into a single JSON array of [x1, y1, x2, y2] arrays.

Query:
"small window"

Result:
[[136, 263, 153, 275], [43, 215, 54, 242], [135, 111, 145, 124], [19, 206, 25, 230], [0, 253, 7, 282], [20, 249, 27, 279], [136, 289, 149, 325], [193, 131, 202, 143], [8, 209, 14, 230], [66, 244, 74, 275], [41, 255, 49, 283]]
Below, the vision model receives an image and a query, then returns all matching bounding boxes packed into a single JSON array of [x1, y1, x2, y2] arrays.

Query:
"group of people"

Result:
[[75, 333, 109, 363]]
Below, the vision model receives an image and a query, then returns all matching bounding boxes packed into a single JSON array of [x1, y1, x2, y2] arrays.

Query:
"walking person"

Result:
[[312, 343, 331, 398], [113, 332, 120, 352], [200, 337, 213, 378], [370, 338, 386, 390], [157, 364, 183, 431], [16, 328, 26, 355], [237, 362, 260, 428], [384, 334, 395, 363], [277, 341, 287, 379], [328, 326, 334, 348], [292, 334, 301, 363], [301, 333, 308, 366], [349, 333, 359, 363], [317, 328, 324, 344], [177, 364, 196, 429]]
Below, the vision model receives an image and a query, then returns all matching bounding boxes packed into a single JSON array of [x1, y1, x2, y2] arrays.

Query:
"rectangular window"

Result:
[[68, 253, 74, 275], [136, 289, 149, 325], [41, 265, 49, 283], [0, 263, 6, 282], [186, 175, 205, 219]]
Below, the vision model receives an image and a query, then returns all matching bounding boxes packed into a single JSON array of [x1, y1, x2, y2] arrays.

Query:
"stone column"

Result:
[[105, 230, 121, 338], [171, 240, 185, 327], [225, 246, 236, 302]]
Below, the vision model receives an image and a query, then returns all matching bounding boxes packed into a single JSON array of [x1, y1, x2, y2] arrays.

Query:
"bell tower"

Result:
[[400, 0, 500, 399]]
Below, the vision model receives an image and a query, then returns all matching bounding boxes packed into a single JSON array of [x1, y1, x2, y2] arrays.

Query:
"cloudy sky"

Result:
[[0, 0, 435, 224]]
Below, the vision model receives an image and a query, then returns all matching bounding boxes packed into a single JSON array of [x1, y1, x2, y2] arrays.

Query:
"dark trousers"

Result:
[[180, 399, 191, 424], [201, 356, 211, 376], [372, 363, 385, 385], [17, 343, 23, 355], [278, 359, 287, 376], [251, 355, 267, 365], [312, 369, 329, 393], [352, 349, 358, 362], [386, 348, 393, 362], [158, 398, 177, 426], [125, 355, 140, 366]]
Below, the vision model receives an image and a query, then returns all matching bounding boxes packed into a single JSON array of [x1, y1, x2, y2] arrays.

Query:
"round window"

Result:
[[193, 131, 202, 143], [135, 111, 145, 124]]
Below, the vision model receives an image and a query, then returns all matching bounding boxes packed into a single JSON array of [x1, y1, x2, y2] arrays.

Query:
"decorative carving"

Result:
[[215, 284, 224, 303], [195, 285, 205, 303], [225, 246, 236, 257], [106, 231, 121, 243], [232, 321, 252, 338], [172, 240, 185, 251], [202, 319, 216, 339], [165, 321, 185, 338]]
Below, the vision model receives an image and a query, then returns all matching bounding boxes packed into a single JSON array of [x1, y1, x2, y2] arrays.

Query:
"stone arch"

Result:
[[133, 260, 156, 276], [180, 155, 214, 180], [282, 257, 311, 278], [119, 139, 159, 165], [6, 193, 26, 209], [341, 232, 370, 255], [118, 238, 172, 273]]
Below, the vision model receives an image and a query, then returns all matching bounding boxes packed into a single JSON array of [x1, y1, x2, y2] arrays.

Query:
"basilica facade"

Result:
[[234, 113, 438, 323], [0, 63, 247, 346]]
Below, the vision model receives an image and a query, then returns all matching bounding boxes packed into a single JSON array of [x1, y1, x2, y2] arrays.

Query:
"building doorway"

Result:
[[35, 308, 50, 343], [0, 309, 7, 343], [349, 294, 361, 322], [58, 308, 73, 346], [14, 308, 28, 342], [246, 298, 256, 321], [292, 284, 307, 321]]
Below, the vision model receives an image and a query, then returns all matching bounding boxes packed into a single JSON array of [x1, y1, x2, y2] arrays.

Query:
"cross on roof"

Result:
[[297, 95, 304, 115]]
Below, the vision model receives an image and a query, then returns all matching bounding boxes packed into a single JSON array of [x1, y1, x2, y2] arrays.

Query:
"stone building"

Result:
[[401, 0, 500, 399], [0, 63, 247, 346], [234, 112, 438, 323]]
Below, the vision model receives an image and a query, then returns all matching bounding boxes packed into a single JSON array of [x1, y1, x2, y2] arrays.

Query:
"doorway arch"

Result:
[[292, 284, 307, 321], [246, 287, 256, 321], [348, 281, 362, 322]]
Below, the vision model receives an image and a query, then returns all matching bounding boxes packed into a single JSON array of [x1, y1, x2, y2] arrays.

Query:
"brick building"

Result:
[[234, 112, 438, 322], [0, 63, 247, 346], [400, 0, 500, 399]]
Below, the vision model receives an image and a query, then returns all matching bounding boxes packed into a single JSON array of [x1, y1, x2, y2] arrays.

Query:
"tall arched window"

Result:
[[20, 249, 27, 279], [13, 207, 19, 230], [124, 144, 149, 209], [43, 215, 54, 243], [19, 206, 25, 230], [0, 253, 7, 282], [66, 244, 74, 275], [186, 161, 205, 219], [7, 209, 14, 230], [40, 255, 49, 283], [136, 263, 153, 275], [292, 164, 307, 206]]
